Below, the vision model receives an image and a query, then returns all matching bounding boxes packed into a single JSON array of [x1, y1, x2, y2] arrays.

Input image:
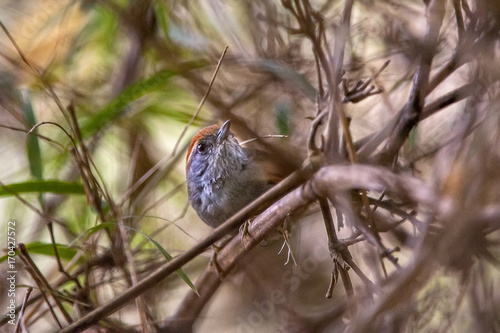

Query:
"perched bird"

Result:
[[186, 120, 277, 228]]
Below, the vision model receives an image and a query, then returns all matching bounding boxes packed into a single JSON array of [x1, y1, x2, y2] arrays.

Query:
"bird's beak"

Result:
[[217, 120, 231, 144]]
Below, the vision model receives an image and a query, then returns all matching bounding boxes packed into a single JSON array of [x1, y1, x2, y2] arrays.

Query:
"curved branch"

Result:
[[161, 165, 443, 331]]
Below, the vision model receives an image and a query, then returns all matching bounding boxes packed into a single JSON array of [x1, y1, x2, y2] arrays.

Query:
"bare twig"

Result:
[[18, 244, 73, 325], [356, 80, 481, 163], [323, 0, 354, 164], [13, 287, 32, 333], [376, 0, 446, 166], [0, 124, 65, 151], [319, 198, 355, 299], [117, 215, 149, 332], [342, 60, 389, 103]]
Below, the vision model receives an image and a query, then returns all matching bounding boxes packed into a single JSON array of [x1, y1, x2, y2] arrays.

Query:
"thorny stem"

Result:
[[319, 198, 354, 299]]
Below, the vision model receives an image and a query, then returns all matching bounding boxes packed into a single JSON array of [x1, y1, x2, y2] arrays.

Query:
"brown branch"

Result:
[[356, 81, 479, 162], [116, 215, 148, 332], [13, 288, 32, 333], [319, 198, 356, 300], [375, 0, 446, 166], [59, 163, 438, 332], [342, 60, 389, 104], [18, 244, 73, 325], [323, 0, 354, 164], [161, 165, 440, 331]]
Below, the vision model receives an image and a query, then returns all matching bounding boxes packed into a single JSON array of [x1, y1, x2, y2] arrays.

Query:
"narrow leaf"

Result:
[[0, 242, 78, 263], [0, 180, 85, 197], [21, 89, 43, 180], [81, 69, 178, 137], [71, 222, 198, 295]]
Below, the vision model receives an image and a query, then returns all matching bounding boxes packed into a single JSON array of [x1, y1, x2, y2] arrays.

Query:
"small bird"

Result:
[[186, 120, 275, 228]]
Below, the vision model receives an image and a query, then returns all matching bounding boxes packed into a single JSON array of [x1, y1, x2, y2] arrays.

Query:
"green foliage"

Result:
[[274, 99, 293, 136], [21, 90, 43, 180], [81, 69, 179, 137], [0, 180, 85, 197], [0, 242, 79, 264]]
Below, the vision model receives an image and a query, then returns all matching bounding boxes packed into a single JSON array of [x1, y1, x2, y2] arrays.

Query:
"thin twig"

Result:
[[319, 198, 354, 299], [343, 60, 389, 103], [376, 0, 446, 166], [239, 134, 288, 146], [117, 215, 149, 332], [356, 80, 479, 163], [13, 287, 33, 333], [173, 46, 229, 155], [18, 244, 73, 325], [323, 0, 354, 163], [0, 124, 65, 151]]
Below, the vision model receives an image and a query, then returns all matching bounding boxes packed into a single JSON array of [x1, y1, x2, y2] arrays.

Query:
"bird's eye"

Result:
[[197, 142, 209, 154]]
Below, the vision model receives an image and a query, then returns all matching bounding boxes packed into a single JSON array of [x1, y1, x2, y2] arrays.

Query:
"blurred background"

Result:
[[1, 0, 499, 332]]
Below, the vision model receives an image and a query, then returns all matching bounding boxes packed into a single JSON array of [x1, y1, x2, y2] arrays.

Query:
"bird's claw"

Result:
[[239, 220, 250, 242], [210, 244, 226, 280]]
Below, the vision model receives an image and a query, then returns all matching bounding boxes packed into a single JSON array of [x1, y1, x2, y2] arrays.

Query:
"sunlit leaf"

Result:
[[154, 0, 170, 39], [0, 242, 78, 264], [0, 180, 85, 197]]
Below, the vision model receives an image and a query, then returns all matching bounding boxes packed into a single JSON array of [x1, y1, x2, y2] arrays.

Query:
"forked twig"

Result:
[[18, 244, 73, 326], [342, 60, 389, 103]]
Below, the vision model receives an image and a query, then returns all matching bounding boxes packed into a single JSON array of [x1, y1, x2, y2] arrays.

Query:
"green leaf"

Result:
[[409, 126, 419, 151], [72, 222, 199, 295], [0, 180, 85, 197], [0, 242, 78, 264], [274, 100, 293, 136], [21, 89, 43, 180], [154, 0, 170, 39], [143, 233, 199, 294], [69, 222, 113, 246], [81, 69, 178, 138]]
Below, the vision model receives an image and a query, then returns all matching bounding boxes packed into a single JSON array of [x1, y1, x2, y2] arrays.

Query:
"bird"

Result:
[[186, 120, 279, 228]]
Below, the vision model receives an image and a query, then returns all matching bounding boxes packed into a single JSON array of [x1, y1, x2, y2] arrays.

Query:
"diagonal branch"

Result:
[[323, 0, 354, 164], [375, 0, 446, 166], [58, 167, 313, 333], [161, 165, 441, 331]]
